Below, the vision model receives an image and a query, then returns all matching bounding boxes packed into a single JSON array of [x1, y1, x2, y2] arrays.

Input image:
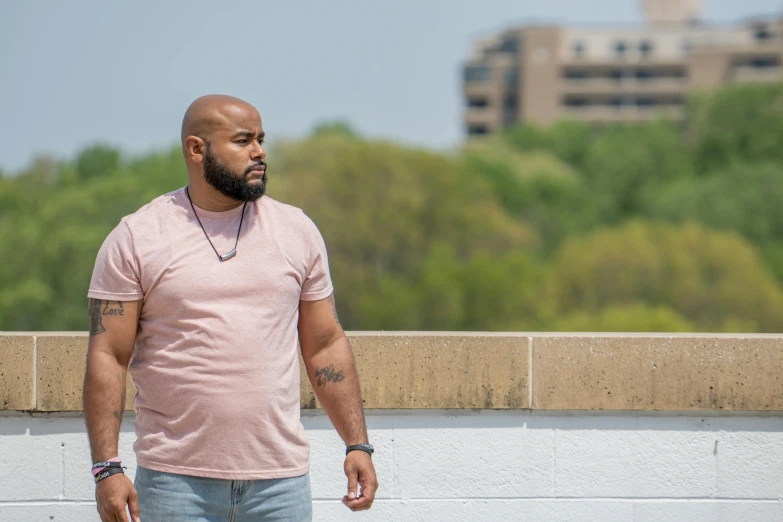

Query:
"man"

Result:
[[82, 94, 377, 522]]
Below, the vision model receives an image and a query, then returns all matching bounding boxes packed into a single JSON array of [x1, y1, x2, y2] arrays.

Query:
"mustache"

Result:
[[244, 161, 266, 175]]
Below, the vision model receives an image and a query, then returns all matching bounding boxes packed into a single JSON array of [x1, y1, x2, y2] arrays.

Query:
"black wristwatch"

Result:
[[346, 443, 374, 457]]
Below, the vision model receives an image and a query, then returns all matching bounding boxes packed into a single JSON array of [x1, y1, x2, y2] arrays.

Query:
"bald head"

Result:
[[180, 94, 268, 206], [181, 94, 260, 145]]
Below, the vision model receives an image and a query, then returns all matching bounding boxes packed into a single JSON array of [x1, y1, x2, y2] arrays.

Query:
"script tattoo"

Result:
[[102, 301, 124, 317], [315, 364, 345, 387], [88, 299, 106, 336], [88, 300, 125, 336]]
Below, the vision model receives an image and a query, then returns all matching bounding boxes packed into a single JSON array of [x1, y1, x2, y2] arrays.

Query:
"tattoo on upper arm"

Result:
[[328, 294, 340, 325], [88, 299, 126, 336], [88, 299, 106, 336], [315, 364, 345, 387]]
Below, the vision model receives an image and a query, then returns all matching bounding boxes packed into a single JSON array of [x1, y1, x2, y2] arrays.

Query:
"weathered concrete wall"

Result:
[[0, 411, 781, 521], [2, 332, 782, 412], [0, 332, 781, 521]]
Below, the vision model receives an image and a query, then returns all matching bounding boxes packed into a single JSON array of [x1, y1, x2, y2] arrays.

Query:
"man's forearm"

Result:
[[83, 351, 127, 462], [304, 335, 368, 445]]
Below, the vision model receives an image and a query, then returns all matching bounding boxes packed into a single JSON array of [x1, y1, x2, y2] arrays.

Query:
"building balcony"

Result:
[[560, 105, 685, 123], [560, 77, 687, 95], [733, 65, 783, 83], [464, 106, 500, 126]]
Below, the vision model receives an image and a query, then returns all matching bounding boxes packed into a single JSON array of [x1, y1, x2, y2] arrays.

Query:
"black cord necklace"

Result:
[[185, 186, 247, 261]]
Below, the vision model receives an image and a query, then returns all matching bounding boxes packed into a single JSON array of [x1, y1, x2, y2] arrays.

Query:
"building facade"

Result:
[[463, 1, 783, 136]]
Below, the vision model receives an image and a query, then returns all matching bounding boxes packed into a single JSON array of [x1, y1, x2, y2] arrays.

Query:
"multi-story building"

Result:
[[462, 0, 783, 135]]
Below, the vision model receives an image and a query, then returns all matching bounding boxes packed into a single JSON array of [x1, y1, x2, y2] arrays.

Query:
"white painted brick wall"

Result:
[[0, 411, 780, 521]]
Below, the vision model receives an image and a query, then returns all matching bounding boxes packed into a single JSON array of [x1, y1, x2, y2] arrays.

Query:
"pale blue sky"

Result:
[[1, 0, 780, 172]]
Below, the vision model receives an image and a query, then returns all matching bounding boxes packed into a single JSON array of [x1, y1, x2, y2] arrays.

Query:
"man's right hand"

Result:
[[95, 473, 140, 522]]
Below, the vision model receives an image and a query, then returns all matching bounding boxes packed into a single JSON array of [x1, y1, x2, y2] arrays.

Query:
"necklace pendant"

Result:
[[219, 249, 237, 261]]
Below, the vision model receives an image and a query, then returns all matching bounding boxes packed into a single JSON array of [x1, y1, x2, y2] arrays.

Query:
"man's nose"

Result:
[[250, 140, 266, 161]]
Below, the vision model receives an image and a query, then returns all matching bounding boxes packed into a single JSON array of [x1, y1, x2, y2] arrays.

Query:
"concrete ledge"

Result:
[[0, 335, 35, 410], [350, 335, 529, 409], [1, 333, 782, 412], [533, 336, 783, 411]]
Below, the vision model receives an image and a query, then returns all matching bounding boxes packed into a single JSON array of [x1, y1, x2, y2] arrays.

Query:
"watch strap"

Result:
[[346, 443, 374, 457]]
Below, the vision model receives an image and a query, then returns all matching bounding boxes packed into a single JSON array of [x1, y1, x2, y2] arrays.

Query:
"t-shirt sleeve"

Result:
[[300, 211, 334, 301], [87, 220, 144, 301]]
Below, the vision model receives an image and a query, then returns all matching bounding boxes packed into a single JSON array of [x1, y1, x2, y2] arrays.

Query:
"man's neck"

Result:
[[186, 180, 244, 212]]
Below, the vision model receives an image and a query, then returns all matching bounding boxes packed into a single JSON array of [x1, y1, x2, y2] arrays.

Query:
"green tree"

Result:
[[649, 162, 783, 245], [581, 119, 693, 225], [555, 303, 696, 333], [270, 132, 536, 330], [551, 221, 783, 332], [461, 139, 582, 255], [502, 120, 593, 169], [688, 83, 783, 172]]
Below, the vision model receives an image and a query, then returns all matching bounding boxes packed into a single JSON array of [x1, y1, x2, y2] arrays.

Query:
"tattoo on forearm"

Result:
[[315, 364, 345, 387], [328, 294, 340, 325], [88, 300, 126, 336]]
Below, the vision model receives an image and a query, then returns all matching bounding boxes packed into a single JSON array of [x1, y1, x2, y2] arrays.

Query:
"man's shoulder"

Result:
[[121, 187, 186, 230], [262, 195, 302, 214], [261, 196, 308, 224]]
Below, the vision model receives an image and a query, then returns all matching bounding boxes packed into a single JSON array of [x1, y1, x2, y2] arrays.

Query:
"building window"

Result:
[[755, 26, 773, 42], [658, 95, 684, 106], [505, 68, 518, 87], [504, 95, 517, 110], [573, 41, 586, 58], [564, 68, 588, 80], [636, 68, 686, 80], [564, 96, 590, 107], [464, 66, 491, 83], [610, 96, 626, 107], [609, 69, 625, 81], [467, 97, 489, 108], [467, 125, 488, 136], [750, 56, 780, 68], [498, 37, 519, 54], [639, 40, 654, 57], [637, 97, 656, 107], [636, 69, 653, 80], [614, 41, 628, 57]]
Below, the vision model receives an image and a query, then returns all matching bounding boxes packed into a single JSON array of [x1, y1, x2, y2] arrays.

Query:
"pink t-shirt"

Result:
[[88, 187, 333, 480]]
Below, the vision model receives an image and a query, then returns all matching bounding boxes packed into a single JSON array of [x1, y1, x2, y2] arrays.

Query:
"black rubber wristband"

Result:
[[94, 466, 125, 484], [92, 461, 124, 471], [346, 443, 374, 457]]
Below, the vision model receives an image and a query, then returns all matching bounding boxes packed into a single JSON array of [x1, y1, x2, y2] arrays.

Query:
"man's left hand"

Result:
[[342, 450, 378, 511]]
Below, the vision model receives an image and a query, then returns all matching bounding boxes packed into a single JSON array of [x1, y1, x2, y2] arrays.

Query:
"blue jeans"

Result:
[[134, 465, 312, 522]]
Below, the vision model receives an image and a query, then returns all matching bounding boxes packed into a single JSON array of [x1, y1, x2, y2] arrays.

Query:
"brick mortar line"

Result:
[[3, 498, 779, 505], [32, 336, 37, 411], [313, 498, 779, 502], [528, 336, 533, 410]]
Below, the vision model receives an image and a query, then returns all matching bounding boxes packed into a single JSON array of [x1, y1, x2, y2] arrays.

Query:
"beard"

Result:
[[203, 143, 267, 202]]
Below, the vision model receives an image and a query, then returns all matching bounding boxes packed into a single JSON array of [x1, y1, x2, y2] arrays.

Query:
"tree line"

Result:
[[2, 83, 783, 332]]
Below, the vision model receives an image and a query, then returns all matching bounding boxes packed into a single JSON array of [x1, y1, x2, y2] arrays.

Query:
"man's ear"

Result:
[[184, 136, 206, 164]]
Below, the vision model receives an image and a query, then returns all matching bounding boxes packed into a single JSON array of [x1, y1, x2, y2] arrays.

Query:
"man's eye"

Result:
[[236, 139, 248, 144]]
